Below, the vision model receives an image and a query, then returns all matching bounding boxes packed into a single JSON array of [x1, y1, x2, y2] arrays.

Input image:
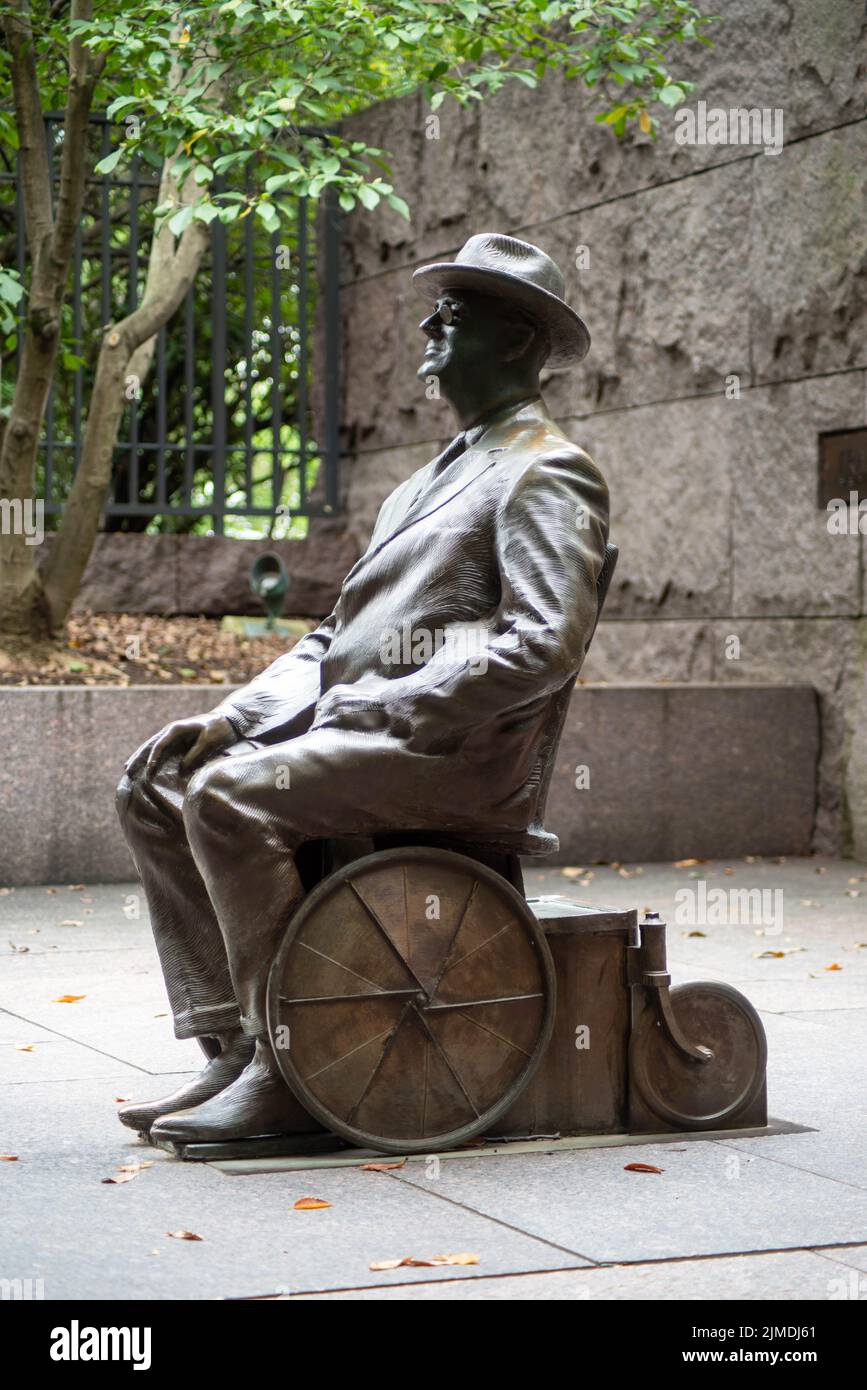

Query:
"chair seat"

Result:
[[375, 823, 559, 859]]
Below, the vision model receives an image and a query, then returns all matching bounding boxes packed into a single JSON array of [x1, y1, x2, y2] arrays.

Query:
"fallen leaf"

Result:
[[824, 963, 843, 971], [560, 867, 586, 879], [14, 1044, 34, 1052], [293, 1196, 332, 1210], [369, 1252, 479, 1271], [683, 930, 707, 938], [167, 1230, 203, 1241], [674, 858, 704, 868], [1, 1155, 20, 1161], [118, 1161, 154, 1173], [753, 948, 806, 959], [8, 942, 29, 953], [360, 1161, 407, 1172], [101, 1173, 137, 1185], [67, 884, 85, 891], [54, 994, 86, 1003], [624, 1162, 664, 1174], [115, 1096, 131, 1103], [58, 920, 84, 928]]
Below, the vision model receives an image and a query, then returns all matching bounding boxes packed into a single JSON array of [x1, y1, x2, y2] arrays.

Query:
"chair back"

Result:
[[530, 541, 618, 835]]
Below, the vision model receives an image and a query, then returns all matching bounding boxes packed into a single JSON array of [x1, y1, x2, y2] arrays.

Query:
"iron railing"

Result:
[[0, 112, 340, 532]]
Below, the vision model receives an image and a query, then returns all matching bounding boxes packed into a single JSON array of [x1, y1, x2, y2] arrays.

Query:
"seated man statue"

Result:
[[116, 233, 609, 1145]]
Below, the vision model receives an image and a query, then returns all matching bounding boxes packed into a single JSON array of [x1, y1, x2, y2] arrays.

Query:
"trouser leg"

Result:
[[116, 755, 241, 1040], [180, 726, 508, 1041], [181, 753, 306, 1040]]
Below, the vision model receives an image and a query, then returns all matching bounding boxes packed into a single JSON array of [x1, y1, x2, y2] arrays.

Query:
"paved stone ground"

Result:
[[2, 855, 866, 1302]]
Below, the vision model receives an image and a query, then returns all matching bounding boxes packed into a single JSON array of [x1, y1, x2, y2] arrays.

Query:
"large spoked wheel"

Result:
[[267, 846, 556, 1155], [630, 981, 767, 1130]]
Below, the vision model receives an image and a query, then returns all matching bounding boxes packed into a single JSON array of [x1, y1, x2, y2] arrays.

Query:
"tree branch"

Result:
[[52, 0, 105, 269], [2, 0, 54, 264]]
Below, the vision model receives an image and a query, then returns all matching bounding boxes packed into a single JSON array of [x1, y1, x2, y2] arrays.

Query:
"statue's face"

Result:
[[417, 289, 510, 386]]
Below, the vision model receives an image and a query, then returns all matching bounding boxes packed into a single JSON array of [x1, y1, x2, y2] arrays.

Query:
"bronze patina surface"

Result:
[[117, 233, 610, 1146]]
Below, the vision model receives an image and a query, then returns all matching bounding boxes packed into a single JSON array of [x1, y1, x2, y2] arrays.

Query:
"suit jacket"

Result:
[[215, 395, 609, 833]]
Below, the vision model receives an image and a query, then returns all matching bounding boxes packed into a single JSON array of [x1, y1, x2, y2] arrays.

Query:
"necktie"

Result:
[[406, 423, 489, 512]]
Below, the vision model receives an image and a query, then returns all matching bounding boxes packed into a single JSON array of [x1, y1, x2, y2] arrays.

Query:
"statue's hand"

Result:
[[125, 713, 237, 779]]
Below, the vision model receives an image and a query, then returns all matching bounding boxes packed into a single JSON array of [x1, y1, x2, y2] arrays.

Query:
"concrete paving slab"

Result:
[[717, 1126, 867, 1192], [2, 860, 865, 1302], [0, 883, 145, 955], [0, 1034, 144, 1084], [812, 1244, 867, 1277], [292, 1249, 849, 1300], [390, 1141, 867, 1264], [1, 1080, 591, 1300]]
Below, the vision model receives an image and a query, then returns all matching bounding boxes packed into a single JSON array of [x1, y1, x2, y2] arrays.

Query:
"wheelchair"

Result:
[[200, 543, 768, 1157]]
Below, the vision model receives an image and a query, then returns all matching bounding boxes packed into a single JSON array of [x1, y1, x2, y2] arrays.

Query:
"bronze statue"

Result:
[[116, 233, 609, 1145]]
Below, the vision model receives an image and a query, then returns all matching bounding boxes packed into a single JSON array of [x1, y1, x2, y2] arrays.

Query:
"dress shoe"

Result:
[[118, 1031, 255, 1136], [150, 1041, 317, 1144]]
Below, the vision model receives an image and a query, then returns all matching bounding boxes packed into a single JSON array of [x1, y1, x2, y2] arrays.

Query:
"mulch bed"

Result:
[[0, 612, 313, 687]]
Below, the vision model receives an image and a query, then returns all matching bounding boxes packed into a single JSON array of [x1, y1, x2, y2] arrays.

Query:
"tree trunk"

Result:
[[0, 0, 103, 640], [18, 19, 224, 635]]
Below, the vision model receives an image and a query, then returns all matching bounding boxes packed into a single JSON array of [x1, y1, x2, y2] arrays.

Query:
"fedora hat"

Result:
[[412, 232, 590, 368]]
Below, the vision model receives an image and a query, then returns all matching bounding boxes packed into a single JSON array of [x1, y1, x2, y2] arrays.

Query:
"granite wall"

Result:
[[0, 683, 818, 885], [331, 0, 867, 857]]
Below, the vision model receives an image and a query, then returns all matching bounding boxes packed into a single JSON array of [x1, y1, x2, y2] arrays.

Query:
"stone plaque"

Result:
[[818, 427, 867, 507]]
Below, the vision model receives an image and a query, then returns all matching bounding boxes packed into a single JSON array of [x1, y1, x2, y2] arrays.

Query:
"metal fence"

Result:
[[1, 112, 340, 532]]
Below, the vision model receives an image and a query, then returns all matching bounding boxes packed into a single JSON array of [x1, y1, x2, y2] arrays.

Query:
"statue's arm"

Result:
[[312, 451, 609, 746], [211, 610, 338, 743]]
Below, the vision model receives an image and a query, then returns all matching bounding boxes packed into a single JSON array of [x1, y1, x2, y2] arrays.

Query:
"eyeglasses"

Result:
[[433, 297, 462, 325]]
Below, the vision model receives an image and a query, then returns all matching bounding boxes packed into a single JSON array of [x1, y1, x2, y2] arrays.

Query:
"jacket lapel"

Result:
[[347, 397, 548, 579]]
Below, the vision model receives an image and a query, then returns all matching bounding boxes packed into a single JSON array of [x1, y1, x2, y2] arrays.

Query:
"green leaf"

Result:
[[264, 173, 298, 194], [0, 273, 24, 306], [168, 205, 194, 237], [256, 201, 280, 233], [94, 148, 123, 176], [658, 84, 685, 107], [357, 185, 380, 211]]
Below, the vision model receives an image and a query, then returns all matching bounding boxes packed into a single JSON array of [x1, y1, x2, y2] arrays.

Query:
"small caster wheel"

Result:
[[630, 981, 767, 1130]]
